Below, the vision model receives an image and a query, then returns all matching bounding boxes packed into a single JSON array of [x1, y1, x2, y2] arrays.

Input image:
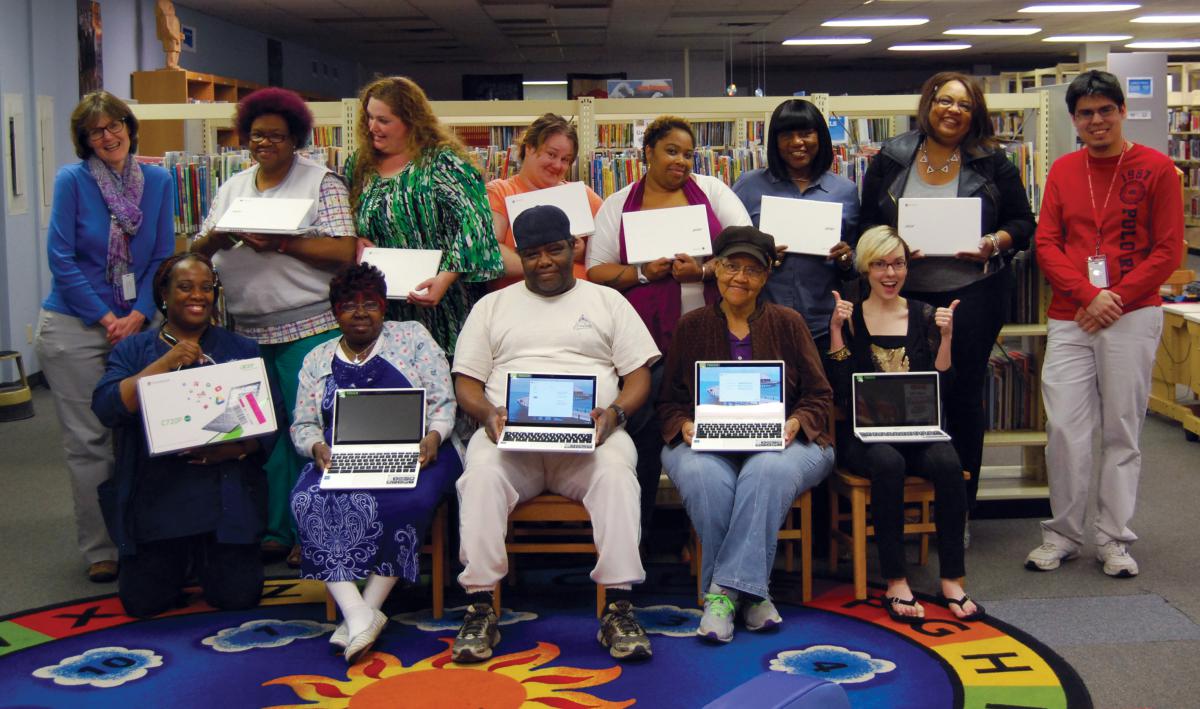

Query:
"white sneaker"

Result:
[[742, 598, 782, 632], [1096, 541, 1139, 578], [1025, 542, 1079, 571], [698, 592, 736, 643]]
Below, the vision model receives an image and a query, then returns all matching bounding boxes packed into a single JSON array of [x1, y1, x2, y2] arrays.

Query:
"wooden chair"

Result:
[[494, 494, 607, 618], [827, 468, 970, 600], [324, 501, 449, 621]]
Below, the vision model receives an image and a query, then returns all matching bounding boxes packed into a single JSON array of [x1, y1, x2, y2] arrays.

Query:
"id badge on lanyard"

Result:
[[1084, 143, 1128, 292], [1087, 254, 1109, 288]]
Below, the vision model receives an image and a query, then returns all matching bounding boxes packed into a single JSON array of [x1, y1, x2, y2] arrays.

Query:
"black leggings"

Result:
[[842, 439, 966, 580], [119, 534, 263, 618]]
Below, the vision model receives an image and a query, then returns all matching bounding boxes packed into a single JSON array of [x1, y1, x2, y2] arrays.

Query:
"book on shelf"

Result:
[[1000, 140, 1040, 212], [1168, 107, 1200, 133], [1168, 135, 1200, 161], [162, 150, 253, 236], [308, 125, 343, 148], [985, 344, 1037, 432], [467, 144, 526, 183]]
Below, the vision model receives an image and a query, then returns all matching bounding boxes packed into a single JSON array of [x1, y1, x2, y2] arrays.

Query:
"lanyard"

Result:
[[1084, 142, 1129, 256]]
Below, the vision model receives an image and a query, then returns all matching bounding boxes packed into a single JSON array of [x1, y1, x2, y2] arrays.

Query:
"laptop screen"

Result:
[[333, 389, 424, 445], [853, 373, 940, 428], [505, 373, 597, 428], [695, 361, 784, 407]]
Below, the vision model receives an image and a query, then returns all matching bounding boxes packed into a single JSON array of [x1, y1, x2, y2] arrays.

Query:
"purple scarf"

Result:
[[87, 155, 144, 309], [617, 177, 722, 354]]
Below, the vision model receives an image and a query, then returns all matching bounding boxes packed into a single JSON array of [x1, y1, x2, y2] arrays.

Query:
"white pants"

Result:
[[34, 309, 118, 564], [456, 427, 645, 590], [1040, 307, 1162, 550]]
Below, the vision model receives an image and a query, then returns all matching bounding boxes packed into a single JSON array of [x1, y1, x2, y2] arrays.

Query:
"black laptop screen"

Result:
[[853, 373, 940, 427], [333, 389, 424, 445]]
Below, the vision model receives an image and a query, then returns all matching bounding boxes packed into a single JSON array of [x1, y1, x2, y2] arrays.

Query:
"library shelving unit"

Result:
[[131, 69, 334, 156], [128, 92, 1053, 500], [1168, 62, 1200, 250]]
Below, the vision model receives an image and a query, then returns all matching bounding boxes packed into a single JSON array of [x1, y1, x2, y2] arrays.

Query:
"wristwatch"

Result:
[[607, 403, 627, 426], [635, 264, 649, 285]]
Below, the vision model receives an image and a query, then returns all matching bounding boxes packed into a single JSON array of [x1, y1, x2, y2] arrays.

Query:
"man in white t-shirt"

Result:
[[451, 205, 661, 664]]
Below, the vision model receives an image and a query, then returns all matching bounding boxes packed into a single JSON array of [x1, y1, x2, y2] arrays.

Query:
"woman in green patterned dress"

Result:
[[346, 76, 502, 356]]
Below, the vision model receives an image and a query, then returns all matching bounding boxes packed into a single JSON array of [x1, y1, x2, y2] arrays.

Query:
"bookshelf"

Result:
[[127, 93, 1053, 499], [1167, 65, 1200, 249]]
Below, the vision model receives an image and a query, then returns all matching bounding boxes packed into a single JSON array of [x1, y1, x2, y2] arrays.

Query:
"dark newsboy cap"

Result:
[[713, 225, 776, 268], [512, 204, 572, 251]]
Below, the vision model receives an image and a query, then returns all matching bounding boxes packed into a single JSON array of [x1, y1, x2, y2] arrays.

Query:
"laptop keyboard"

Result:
[[695, 422, 783, 439], [501, 431, 593, 444], [328, 451, 419, 473], [858, 430, 940, 438]]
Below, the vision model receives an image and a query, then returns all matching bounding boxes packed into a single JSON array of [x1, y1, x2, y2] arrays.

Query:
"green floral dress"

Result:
[[348, 147, 502, 356]]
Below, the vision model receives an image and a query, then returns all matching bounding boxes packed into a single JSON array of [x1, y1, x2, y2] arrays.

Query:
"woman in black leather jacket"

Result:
[[858, 71, 1036, 516]]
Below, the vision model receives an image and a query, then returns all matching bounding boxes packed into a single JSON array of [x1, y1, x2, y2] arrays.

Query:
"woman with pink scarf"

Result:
[[35, 91, 175, 583], [587, 115, 751, 536]]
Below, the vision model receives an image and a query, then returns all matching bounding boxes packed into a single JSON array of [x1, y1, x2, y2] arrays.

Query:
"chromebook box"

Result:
[[136, 357, 277, 456]]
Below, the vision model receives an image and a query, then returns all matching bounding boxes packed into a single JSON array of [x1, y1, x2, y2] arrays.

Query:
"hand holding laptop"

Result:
[[419, 431, 442, 465], [590, 406, 617, 446], [312, 441, 332, 470], [485, 405, 508, 444]]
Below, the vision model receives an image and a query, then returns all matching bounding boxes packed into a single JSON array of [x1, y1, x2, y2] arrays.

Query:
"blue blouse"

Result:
[[92, 326, 279, 556], [41, 161, 175, 325]]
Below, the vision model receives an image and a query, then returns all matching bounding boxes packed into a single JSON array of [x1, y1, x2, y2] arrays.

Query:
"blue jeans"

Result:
[[662, 441, 834, 598]]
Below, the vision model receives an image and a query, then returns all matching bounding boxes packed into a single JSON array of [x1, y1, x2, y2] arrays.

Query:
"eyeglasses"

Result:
[[1073, 104, 1119, 121], [248, 132, 290, 144], [336, 300, 383, 314], [87, 118, 126, 142], [934, 96, 974, 113], [718, 261, 768, 279], [868, 259, 908, 273]]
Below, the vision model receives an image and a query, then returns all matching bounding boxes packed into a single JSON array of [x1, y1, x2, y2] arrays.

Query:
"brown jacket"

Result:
[[657, 300, 833, 447]]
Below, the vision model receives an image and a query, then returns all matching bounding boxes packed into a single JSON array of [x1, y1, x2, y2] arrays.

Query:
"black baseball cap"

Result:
[[512, 204, 572, 251], [713, 225, 776, 268]]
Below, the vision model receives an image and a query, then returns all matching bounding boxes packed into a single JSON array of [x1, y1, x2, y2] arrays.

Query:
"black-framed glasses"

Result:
[[718, 260, 768, 279], [1073, 104, 1119, 121], [248, 132, 290, 144], [868, 259, 908, 273], [934, 96, 974, 113], [87, 118, 126, 142], [336, 300, 383, 314]]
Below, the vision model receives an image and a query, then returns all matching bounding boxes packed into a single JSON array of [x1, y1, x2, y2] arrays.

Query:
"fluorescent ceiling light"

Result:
[[1020, 4, 1140, 13], [944, 27, 1042, 36], [823, 18, 929, 27], [1131, 15, 1200, 24], [783, 37, 872, 45], [1124, 39, 1200, 48], [1043, 34, 1132, 41], [889, 43, 972, 51], [522, 80, 567, 86]]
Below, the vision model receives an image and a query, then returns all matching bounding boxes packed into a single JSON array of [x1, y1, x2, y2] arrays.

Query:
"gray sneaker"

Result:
[[451, 602, 500, 664], [597, 600, 652, 660], [742, 598, 782, 632], [1096, 541, 1139, 578], [698, 592, 736, 643], [1025, 542, 1080, 572]]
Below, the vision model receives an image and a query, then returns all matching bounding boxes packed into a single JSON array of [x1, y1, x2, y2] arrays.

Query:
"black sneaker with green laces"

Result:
[[451, 602, 500, 664], [597, 599, 652, 660]]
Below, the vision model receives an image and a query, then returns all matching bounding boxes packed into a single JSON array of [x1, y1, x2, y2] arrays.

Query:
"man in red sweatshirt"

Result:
[[1026, 70, 1182, 578]]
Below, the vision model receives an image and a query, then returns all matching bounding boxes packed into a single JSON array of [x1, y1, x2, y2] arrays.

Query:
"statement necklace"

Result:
[[919, 141, 960, 174], [341, 336, 378, 364]]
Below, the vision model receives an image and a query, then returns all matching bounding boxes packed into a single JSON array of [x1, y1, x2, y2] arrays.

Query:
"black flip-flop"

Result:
[[884, 595, 924, 625], [940, 594, 986, 622]]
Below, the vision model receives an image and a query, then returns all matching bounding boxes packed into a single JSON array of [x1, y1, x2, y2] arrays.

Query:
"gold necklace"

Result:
[[919, 141, 960, 174]]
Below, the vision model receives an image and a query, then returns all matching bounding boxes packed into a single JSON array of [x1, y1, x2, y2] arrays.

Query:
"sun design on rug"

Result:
[[263, 638, 634, 708]]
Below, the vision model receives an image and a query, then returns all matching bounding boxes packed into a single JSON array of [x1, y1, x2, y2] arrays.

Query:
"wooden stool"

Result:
[[827, 468, 970, 600], [324, 501, 449, 621], [691, 489, 813, 606], [494, 494, 606, 618]]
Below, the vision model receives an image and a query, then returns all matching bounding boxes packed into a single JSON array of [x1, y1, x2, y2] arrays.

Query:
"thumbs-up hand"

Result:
[[830, 291, 854, 329], [935, 299, 959, 338]]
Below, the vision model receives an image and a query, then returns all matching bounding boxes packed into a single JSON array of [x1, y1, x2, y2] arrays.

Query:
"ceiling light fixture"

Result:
[[1130, 15, 1200, 24], [889, 43, 972, 51], [822, 18, 929, 28], [782, 37, 872, 45], [944, 27, 1042, 36], [1124, 39, 1200, 48], [1020, 4, 1141, 13], [1043, 34, 1132, 41], [522, 80, 568, 86]]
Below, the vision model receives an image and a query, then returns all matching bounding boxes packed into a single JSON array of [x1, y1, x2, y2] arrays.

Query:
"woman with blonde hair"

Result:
[[345, 76, 502, 356]]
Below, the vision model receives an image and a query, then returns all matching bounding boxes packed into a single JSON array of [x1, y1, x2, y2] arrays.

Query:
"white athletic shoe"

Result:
[[1096, 541, 1139, 578], [1024, 542, 1079, 571]]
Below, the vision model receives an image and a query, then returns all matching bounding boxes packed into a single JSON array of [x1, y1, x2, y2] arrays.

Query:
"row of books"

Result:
[[594, 120, 740, 150], [466, 144, 522, 182], [309, 126, 344, 148], [1185, 187, 1200, 223], [1168, 108, 1200, 133], [844, 117, 892, 148], [991, 113, 1024, 138], [1181, 164, 1200, 189], [453, 125, 524, 149], [597, 123, 637, 149], [1001, 140, 1041, 212], [1168, 136, 1200, 161], [691, 146, 766, 188], [162, 150, 254, 235], [985, 345, 1038, 431], [589, 152, 645, 197], [745, 120, 765, 145]]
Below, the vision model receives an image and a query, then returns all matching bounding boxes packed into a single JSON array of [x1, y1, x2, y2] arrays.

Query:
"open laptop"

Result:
[[498, 373, 597, 453], [215, 197, 315, 235], [852, 371, 951, 443], [320, 388, 426, 490], [692, 361, 786, 452]]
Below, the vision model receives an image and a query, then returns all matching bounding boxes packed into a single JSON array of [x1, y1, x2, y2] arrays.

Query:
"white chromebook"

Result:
[[691, 360, 786, 452], [852, 371, 951, 444], [497, 372, 598, 453], [320, 388, 426, 490]]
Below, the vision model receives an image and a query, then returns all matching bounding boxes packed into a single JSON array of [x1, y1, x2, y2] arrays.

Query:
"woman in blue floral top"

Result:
[[289, 263, 462, 664]]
